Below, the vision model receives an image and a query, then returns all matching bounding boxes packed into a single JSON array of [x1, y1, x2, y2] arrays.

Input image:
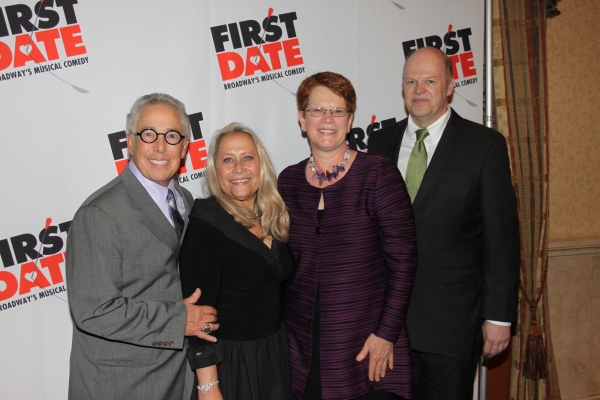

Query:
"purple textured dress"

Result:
[[278, 152, 417, 400]]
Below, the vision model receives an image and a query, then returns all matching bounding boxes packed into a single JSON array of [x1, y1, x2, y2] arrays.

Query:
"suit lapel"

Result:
[[413, 110, 465, 210], [121, 167, 181, 257], [175, 182, 193, 241], [175, 181, 193, 220], [392, 119, 408, 164]]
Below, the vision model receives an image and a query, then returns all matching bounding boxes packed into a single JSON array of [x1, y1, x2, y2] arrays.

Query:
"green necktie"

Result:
[[405, 128, 430, 202]]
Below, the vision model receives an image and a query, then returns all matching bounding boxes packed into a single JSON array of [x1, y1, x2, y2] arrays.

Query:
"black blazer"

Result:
[[368, 109, 520, 355]]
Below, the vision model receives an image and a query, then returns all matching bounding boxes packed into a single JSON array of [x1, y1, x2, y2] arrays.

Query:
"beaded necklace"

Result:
[[308, 147, 351, 186]]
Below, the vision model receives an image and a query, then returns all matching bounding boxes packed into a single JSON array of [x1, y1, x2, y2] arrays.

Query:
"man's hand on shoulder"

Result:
[[482, 320, 511, 358], [183, 288, 219, 341]]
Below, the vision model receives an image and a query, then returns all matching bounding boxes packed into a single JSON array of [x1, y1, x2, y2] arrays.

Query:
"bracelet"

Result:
[[197, 380, 219, 394]]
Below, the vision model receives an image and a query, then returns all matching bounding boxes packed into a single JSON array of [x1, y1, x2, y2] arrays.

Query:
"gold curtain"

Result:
[[492, 0, 561, 398]]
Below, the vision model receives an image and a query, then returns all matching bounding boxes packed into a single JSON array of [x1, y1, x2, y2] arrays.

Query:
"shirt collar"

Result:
[[128, 161, 176, 205], [406, 107, 452, 145]]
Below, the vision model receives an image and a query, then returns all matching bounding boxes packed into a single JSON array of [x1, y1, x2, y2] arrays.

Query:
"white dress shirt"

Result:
[[397, 107, 451, 177]]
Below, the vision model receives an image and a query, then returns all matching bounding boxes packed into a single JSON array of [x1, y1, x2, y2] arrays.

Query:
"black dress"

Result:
[[180, 197, 294, 400]]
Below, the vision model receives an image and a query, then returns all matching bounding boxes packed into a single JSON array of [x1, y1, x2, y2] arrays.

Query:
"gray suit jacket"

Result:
[[66, 166, 194, 399]]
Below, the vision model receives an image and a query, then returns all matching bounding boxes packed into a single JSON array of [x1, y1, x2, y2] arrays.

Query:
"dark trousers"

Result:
[[411, 347, 481, 400]]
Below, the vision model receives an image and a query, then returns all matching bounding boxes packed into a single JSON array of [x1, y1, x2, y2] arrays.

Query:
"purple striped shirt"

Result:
[[279, 152, 417, 399]]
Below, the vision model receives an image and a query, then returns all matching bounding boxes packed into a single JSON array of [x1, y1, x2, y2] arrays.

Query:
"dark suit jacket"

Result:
[[66, 166, 194, 399], [368, 109, 520, 355]]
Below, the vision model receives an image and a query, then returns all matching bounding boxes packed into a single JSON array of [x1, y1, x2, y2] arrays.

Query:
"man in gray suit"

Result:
[[66, 93, 218, 399]]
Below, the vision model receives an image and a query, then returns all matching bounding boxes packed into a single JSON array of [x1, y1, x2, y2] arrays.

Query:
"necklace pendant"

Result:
[[326, 171, 334, 183], [331, 165, 345, 179], [318, 172, 326, 186], [308, 148, 351, 186]]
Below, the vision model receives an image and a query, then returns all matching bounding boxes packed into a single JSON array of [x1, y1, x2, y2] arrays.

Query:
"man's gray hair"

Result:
[[126, 93, 191, 138]]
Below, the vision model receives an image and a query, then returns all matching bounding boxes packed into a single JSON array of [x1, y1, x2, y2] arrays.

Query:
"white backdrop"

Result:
[[0, 1, 484, 397]]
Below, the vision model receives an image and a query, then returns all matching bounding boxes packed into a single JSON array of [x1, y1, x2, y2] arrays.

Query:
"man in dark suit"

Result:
[[368, 47, 520, 399], [66, 93, 219, 399]]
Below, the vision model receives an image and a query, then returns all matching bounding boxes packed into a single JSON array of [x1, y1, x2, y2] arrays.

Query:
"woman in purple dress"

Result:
[[278, 72, 417, 400]]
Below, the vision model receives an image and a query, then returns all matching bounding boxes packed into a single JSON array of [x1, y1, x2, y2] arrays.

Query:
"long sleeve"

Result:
[[66, 204, 187, 348], [371, 157, 417, 343], [480, 133, 520, 323], [179, 217, 223, 369]]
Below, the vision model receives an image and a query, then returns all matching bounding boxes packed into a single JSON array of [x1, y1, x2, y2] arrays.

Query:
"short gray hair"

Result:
[[125, 93, 191, 138]]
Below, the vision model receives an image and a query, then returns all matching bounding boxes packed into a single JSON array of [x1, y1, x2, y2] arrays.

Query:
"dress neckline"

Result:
[[302, 151, 363, 190]]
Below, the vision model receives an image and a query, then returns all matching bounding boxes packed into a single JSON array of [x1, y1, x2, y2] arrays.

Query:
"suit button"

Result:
[[152, 342, 158, 346], [169, 341, 174, 346], [316, 226, 321, 235], [157, 341, 163, 346]]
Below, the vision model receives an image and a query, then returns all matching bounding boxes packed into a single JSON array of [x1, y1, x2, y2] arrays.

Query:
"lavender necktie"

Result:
[[166, 189, 184, 238]]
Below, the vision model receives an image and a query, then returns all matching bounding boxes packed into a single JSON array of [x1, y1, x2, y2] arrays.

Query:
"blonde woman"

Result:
[[179, 122, 293, 400]]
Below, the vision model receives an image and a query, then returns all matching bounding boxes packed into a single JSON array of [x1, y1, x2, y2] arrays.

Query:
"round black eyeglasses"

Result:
[[135, 128, 185, 145]]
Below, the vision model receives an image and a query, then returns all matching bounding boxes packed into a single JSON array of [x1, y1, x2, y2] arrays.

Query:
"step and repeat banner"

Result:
[[0, 1, 484, 397]]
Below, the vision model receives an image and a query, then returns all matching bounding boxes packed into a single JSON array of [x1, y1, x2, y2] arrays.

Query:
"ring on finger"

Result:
[[202, 324, 212, 334]]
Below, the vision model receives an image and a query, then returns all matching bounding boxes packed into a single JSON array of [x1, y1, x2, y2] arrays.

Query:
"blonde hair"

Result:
[[206, 122, 290, 242]]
